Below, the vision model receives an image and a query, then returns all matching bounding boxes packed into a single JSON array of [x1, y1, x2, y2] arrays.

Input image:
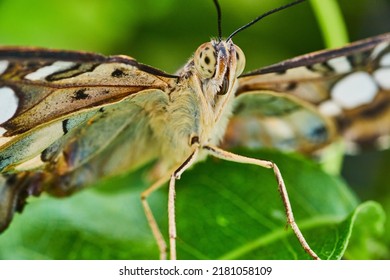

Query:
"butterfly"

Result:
[[0, 0, 389, 260]]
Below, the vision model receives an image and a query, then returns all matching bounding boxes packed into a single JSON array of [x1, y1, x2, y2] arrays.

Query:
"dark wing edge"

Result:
[[241, 33, 390, 76], [0, 46, 179, 78]]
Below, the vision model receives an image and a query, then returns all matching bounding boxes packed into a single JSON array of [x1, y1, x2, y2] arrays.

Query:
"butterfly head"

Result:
[[193, 39, 245, 97]]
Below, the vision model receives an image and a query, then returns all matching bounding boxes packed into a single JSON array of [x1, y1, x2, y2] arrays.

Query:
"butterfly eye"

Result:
[[234, 45, 246, 76], [194, 43, 217, 79]]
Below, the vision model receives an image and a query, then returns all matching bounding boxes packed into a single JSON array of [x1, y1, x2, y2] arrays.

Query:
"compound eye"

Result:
[[194, 42, 217, 79], [234, 45, 246, 76]]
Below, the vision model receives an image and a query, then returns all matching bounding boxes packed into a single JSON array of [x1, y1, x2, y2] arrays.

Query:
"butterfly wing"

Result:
[[223, 90, 336, 153], [225, 33, 390, 152], [0, 47, 177, 231], [0, 47, 176, 136]]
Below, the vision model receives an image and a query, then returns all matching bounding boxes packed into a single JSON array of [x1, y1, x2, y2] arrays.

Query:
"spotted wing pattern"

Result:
[[0, 47, 177, 231], [224, 33, 390, 153]]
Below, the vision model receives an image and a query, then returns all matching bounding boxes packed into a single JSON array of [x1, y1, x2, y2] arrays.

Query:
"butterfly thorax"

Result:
[[151, 40, 246, 168]]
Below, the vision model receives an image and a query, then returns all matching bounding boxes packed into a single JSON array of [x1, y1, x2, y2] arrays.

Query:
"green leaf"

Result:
[[175, 149, 358, 260], [343, 201, 387, 259], [0, 149, 384, 260]]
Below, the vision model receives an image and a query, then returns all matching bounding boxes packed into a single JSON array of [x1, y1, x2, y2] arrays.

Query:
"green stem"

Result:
[[309, 0, 349, 47]]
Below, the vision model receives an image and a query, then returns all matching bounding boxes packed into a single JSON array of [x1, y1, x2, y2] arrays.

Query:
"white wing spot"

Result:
[[379, 53, 390, 67], [25, 121, 64, 156], [327, 56, 352, 73], [331, 72, 378, 109], [262, 117, 296, 150], [318, 100, 342, 116], [25, 61, 76, 81], [0, 135, 14, 148], [371, 42, 389, 60], [0, 87, 19, 124], [14, 155, 45, 172], [376, 135, 390, 150], [373, 68, 390, 89], [0, 60, 9, 75], [0, 127, 6, 137]]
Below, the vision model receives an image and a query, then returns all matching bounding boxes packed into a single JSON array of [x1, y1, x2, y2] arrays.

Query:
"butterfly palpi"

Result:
[[0, 0, 389, 260]]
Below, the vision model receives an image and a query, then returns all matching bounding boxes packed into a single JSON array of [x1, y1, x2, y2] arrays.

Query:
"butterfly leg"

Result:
[[141, 173, 171, 260], [203, 145, 321, 260], [141, 147, 199, 260], [167, 148, 200, 260]]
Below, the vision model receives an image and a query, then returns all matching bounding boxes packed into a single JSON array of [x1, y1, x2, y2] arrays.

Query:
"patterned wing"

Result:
[[0, 47, 177, 231], [0, 47, 176, 137], [224, 33, 390, 153]]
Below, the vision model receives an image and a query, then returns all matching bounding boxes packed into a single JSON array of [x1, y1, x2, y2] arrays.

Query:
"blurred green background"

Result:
[[0, 0, 389, 259], [1, 0, 388, 71]]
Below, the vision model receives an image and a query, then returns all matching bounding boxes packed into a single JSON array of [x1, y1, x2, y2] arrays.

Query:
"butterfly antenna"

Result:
[[213, 0, 222, 40], [227, 0, 306, 41]]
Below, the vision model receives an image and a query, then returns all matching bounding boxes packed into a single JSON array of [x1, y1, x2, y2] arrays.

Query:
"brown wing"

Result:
[[227, 33, 390, 152], [0, 47, 177, 136], [0, 47, 178, 232]]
